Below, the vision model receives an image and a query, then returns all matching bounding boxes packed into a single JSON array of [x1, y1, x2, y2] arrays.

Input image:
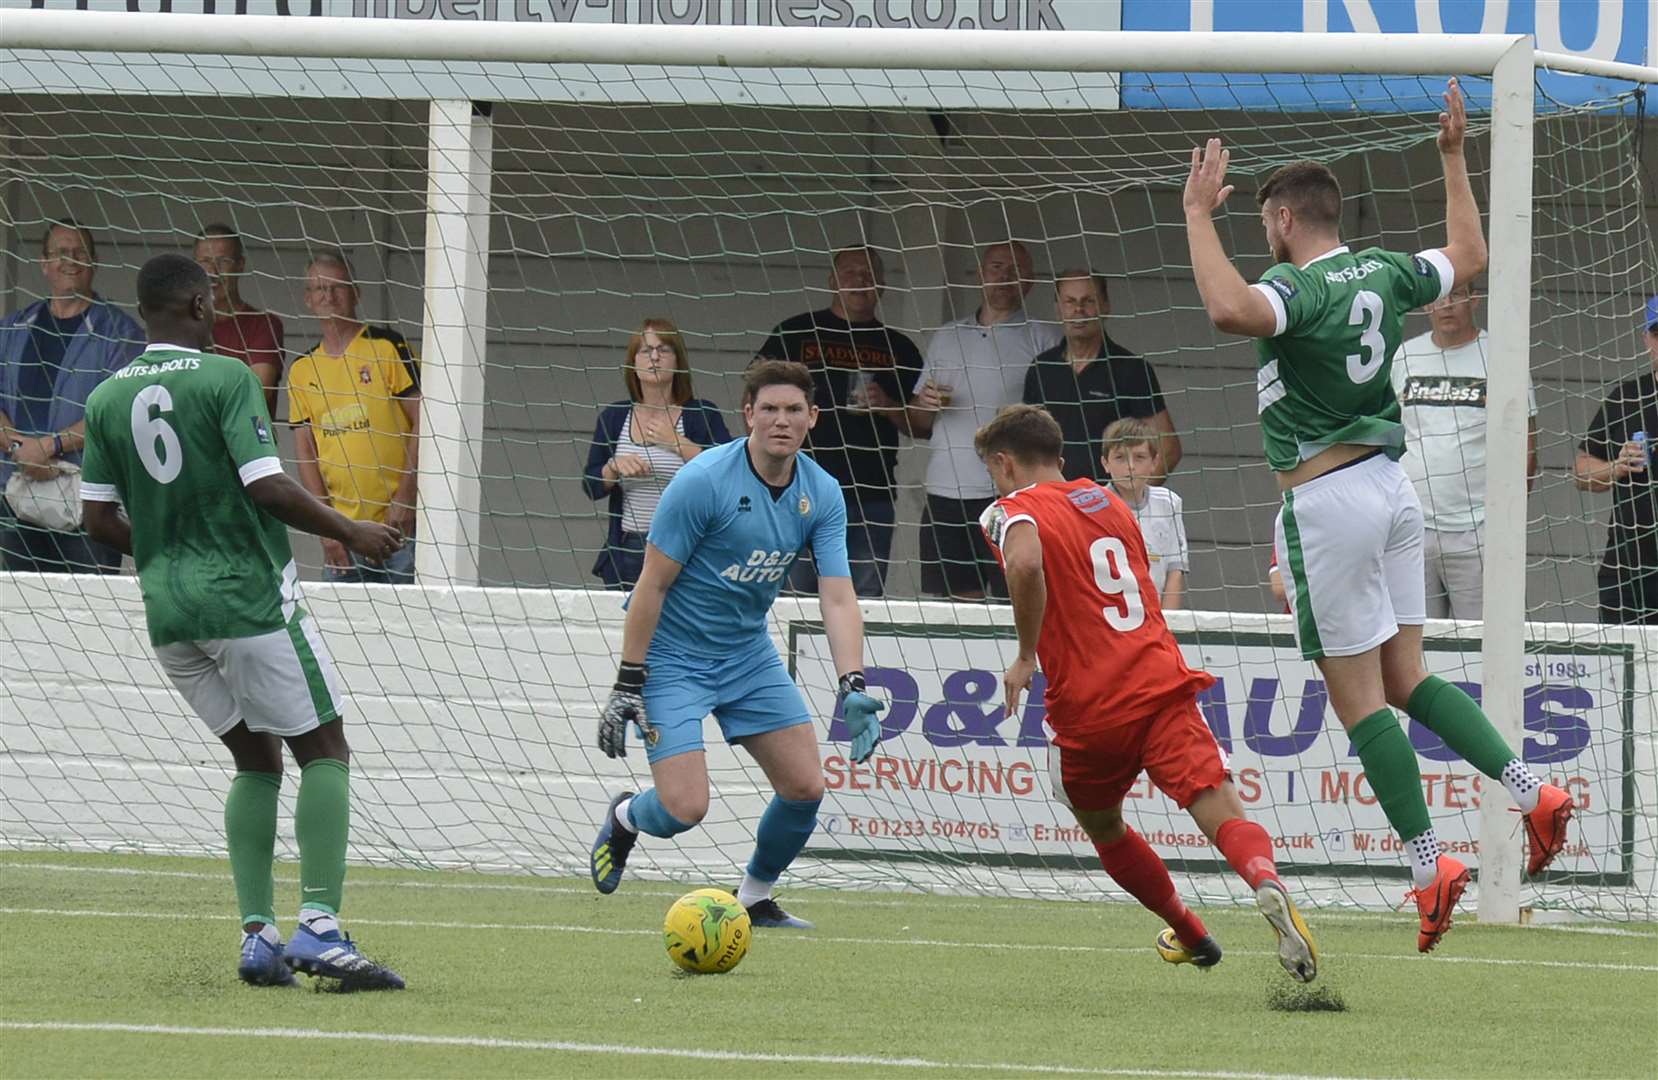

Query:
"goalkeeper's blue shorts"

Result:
[[640, 646, 812, 764]]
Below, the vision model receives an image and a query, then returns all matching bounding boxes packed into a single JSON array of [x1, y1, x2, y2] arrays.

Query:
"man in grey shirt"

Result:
[[908, 240, 1060, 598]]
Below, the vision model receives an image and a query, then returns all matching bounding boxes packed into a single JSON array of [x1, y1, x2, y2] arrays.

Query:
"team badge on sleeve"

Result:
[[1412, 255, 1435, 278], [979, 502, 1009, 548], [1270, 277, 1298, 300], [252, 416, 272, 444]]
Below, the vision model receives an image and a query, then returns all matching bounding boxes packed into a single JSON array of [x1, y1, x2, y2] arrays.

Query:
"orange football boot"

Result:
[[1407, 855, 1471, 954], [1521, 784, 1575, 877]]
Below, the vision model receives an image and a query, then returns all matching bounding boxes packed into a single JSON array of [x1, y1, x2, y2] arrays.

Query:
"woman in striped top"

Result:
[[582, 318, 731, 587]]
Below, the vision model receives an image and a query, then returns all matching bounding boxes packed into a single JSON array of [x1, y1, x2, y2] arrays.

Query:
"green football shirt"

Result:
[[1251, 245, 1453, 472], [80, 345, 297, 646]]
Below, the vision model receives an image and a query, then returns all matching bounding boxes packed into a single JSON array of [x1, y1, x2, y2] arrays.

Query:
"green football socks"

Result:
[[1350, 709, 1432, 843], [225, 771, 282, 928], [294, 758, 350, 915], [1405, 674, 1520, 779]]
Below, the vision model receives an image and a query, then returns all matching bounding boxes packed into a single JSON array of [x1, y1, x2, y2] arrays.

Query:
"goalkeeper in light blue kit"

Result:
[[590, 360, 885, 928]]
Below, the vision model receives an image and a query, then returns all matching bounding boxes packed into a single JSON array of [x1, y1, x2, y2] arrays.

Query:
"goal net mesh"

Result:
[[0, 45, 1652, 918]]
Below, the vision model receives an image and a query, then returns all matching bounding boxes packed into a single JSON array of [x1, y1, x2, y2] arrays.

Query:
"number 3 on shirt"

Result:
[[1090, 536, 1145, 631], [1346, 290, 1386, 384]]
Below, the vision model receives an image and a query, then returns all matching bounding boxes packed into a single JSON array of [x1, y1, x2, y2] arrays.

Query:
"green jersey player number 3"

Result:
[[1251, 245, 1452, 472]]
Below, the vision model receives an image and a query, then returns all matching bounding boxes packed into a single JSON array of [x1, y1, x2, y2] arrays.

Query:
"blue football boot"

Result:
[[744, 897, 815, 930], [238, 931, 297, 987], [285, 924, 405, 991], [591, 791, 638, 895]]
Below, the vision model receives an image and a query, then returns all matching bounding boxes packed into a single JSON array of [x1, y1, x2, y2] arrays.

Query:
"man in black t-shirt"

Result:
[[1575, 295, 1658, 623], [755, 245, 924, 597], [1022, 270, 1180, 483]]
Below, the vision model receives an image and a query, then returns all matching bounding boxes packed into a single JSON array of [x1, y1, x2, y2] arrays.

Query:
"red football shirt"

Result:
[[212, 306, 286, 376], [981, 479, 1214, 744]]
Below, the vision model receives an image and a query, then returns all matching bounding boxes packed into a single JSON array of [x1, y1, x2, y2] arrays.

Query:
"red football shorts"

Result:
[[1048, 696, 1228, 811]]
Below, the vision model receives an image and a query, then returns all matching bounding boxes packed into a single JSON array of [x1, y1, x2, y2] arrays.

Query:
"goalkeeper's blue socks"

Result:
[[624, 789, 695, 838], [745, 795, 821, 887]]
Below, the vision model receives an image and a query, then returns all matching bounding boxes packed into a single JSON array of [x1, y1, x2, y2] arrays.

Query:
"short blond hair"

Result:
[[1102, 417, 1160, 456]]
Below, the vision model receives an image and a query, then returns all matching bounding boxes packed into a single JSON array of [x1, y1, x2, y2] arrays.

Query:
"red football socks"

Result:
[[1095, 828, 1208, 948], [1214, 817, 1280, 890]]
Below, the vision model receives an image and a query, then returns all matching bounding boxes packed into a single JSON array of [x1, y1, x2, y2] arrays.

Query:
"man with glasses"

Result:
[[1576, 296, 1658, 623], [194, 223, 286, 415], [286, 250, 421, 583], [1393, 279, 1537, 620], [0, 216, 143, 572]]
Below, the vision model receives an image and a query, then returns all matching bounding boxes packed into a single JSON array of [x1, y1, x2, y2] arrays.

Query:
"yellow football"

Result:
[[663, 887, 751, 974]]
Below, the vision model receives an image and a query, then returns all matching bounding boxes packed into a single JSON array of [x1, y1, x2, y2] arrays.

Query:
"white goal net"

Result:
[[1, 11, 1654, 919]]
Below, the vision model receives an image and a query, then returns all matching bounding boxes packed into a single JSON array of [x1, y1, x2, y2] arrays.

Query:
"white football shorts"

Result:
[[155, 614, 343, 738], [1274, 453, 1425, 660]]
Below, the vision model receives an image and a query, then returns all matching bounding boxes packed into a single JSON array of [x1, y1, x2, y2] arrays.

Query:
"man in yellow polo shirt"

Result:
[[288, 251, 421, 583]]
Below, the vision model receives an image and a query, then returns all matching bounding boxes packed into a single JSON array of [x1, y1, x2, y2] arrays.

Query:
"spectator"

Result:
[[910, 240, 1061, 599], [194, 223, 285, 415], [1575, 295, 1658, 624], [1023, 269, 1181, 482], [1393, 280, 1537, 620], [756, 245, 924, 597], [1101, 417, 1188, 609], [0, 217, 141, 573], [583, 318, 730, 588], [287, 250, 420, 583]]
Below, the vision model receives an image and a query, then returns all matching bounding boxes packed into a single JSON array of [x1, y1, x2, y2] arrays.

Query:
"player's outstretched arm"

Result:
[[1182, 139, 1278, 338], [819, 575, 885, 763], [1435, 77, 1488, 288], [1000, 520, 1046, 716], [245, 472, 401, 561]]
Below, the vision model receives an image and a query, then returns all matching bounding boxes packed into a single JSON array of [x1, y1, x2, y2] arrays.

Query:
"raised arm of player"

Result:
[[1000, 519, 1047, 716], [1182, 139, 1279, 339], [1434, 77, 1489, 289]]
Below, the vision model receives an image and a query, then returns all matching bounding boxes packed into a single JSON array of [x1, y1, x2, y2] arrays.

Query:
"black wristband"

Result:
[[837, 671, 866, 697], [614, 661, 648, 694]]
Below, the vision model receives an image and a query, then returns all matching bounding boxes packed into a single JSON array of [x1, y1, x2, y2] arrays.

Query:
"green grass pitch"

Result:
[[2, 851, 1653, 1079]]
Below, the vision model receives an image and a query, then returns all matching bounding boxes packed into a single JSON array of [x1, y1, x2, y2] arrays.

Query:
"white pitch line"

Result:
[[0, 860, 1428, 924], [1525, 923, 1657, 939], [0, 1020, 1412, 1080], [3, 906, 1654, 973]]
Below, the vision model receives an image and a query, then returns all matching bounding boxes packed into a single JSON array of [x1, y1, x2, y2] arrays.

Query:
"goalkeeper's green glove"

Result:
[[837, 671, 885, 764]]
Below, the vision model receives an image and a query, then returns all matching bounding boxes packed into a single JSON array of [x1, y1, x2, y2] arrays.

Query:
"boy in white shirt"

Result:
[[1102, 417, 1189, 609]]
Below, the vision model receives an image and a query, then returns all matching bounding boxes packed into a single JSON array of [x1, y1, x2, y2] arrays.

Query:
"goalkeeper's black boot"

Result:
[[591, 791, 638, 895], [743, 896, 815, 930]]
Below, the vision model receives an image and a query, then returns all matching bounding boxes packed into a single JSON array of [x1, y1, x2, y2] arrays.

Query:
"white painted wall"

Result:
[[2, 574, 1653, 916]]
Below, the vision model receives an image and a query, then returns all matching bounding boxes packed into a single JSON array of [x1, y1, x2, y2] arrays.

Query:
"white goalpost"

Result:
[[1, 10, 1654, 923]]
